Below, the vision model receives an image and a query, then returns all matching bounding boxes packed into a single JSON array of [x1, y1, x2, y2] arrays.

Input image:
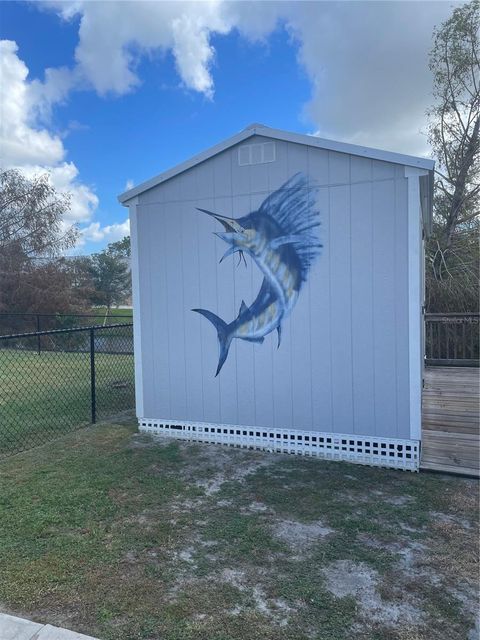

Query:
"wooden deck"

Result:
[[421, 366, 480, 476]]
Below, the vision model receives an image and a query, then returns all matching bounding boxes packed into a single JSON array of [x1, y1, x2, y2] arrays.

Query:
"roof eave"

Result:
[[259, 125, 435, 171]]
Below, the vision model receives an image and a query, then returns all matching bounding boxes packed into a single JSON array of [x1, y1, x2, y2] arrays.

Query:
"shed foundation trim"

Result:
[[139, 419, 420, 471]]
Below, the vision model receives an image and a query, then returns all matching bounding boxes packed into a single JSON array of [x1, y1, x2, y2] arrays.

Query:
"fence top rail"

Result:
[[0, 322, 133, 341], [0, 312, 133, 318], [425, 312, 479, 318]]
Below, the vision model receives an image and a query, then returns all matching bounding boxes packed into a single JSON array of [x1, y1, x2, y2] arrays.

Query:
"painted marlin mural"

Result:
[[193, 173, 321, 376]]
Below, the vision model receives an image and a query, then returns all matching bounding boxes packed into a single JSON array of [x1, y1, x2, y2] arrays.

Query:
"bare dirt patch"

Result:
[[323, 559, 423, 628], [273, 519, 334, 551], [217, 568, 295, 626], [242, 500, 270, 513], [188, 444, 277, 496]]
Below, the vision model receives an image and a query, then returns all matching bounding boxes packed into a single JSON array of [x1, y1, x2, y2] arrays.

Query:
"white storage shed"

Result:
[[119, 124, 434, 471]]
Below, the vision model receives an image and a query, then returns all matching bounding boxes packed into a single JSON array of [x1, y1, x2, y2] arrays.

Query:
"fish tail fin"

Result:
[[192, 308, 232, 376]]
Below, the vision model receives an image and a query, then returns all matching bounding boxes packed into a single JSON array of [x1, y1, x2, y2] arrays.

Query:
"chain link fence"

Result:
[[0, 323, 134, 458]]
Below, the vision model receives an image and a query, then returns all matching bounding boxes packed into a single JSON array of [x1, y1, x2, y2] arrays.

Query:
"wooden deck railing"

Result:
[[425, 313, 479, 366]]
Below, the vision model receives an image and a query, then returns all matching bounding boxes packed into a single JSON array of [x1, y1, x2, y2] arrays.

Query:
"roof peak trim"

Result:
[[118, 124, 434, 204]]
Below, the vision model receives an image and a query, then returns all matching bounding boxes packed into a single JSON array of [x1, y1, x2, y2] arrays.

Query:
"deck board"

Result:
[[421, 367, 479, 476]]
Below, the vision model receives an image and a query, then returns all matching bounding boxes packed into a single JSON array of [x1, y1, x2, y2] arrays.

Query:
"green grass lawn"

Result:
[[87, 308, 133, 326], [0, 350, 134, 455], [0, 423, 478, 640], [53, 307, 133, 328]]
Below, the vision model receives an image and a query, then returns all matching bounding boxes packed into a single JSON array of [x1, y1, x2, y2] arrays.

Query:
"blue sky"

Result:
[[0, 1, 455, 253]]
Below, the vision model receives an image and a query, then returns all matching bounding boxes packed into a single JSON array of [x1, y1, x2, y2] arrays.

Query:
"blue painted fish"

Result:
[[193, 173, 321, 376]]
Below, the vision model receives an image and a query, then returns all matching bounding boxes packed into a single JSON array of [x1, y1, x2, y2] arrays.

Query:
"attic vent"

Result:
[[238, 142, 276, 166]]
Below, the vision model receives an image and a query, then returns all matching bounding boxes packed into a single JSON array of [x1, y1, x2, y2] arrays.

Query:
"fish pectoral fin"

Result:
[[276, 324, 282, 348], [241, 336, 264, 344], [269, 234, 305, 251]]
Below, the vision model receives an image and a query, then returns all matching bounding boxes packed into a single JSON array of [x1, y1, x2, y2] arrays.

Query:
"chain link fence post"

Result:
[[36, 314, 41, 355], [90, 327, 96, 423]]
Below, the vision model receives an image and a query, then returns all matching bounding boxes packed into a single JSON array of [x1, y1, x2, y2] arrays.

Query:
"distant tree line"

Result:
[[0, 169, 131, 326]]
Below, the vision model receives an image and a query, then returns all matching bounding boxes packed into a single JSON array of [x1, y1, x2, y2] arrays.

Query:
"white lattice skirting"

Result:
[[139, 419, 420, 472]]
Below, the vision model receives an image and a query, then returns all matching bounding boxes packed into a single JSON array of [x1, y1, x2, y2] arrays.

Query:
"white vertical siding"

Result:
[[372, 180, 397, 437], [350, 182, 375, 436], [329, 184, 354, 433], [309, 186, 333, 431], [181, 199, 204, 420], [135, 135, 412, 439]]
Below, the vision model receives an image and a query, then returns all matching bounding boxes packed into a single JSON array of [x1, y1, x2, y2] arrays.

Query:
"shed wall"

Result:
[[134, 136, 411, 439]]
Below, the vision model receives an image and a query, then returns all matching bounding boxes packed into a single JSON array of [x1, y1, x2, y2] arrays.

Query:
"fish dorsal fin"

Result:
[[238, 300, 248, 317], [258, 172, 322, 283]]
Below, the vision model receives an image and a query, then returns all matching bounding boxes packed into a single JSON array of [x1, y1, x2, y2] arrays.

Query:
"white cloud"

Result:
[[43, 0, 232, 98], [0, 41, 65, 166], [80, 219, 130, 245], [40, 1, 454, 156], [48, 163, 98, 224], [283, 1, 455, 156], [224, 1, 280, 42], [0, 39, 115, 250], [171, 13, 216, 97], [18, 162, 98, 227], [30, 65, 79, 122]]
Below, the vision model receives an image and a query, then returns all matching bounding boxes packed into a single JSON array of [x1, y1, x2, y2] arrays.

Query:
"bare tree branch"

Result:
[[426, 0, 480, 312]]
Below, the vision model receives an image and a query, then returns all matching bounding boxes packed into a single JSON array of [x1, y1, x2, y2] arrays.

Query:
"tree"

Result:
[[108, 235, 130, 259], [426, 0, 480, 311], [3, 258, 90, 315], [89, 238, 131, 312], [0, 169, 85, 319], [0, 169, 77, 257]]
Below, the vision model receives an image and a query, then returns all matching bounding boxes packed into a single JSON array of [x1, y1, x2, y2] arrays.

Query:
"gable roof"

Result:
[[118, 123, 435, 205]]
